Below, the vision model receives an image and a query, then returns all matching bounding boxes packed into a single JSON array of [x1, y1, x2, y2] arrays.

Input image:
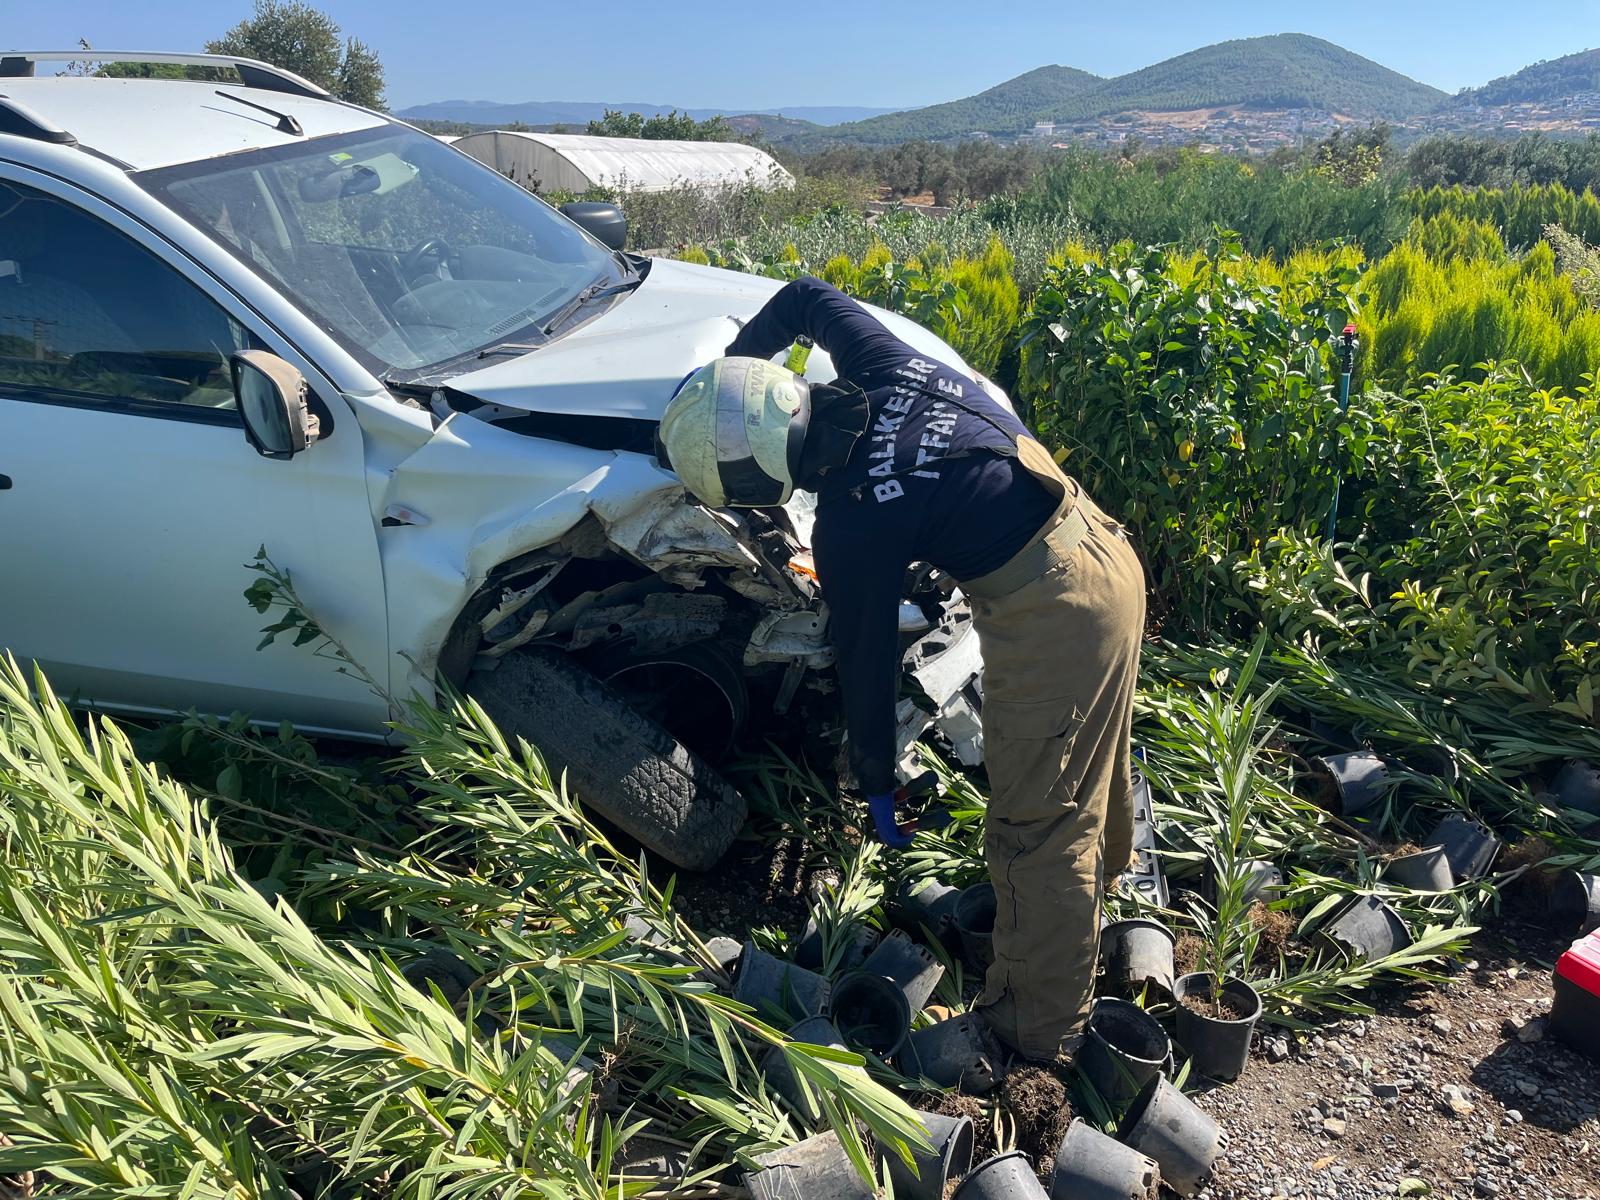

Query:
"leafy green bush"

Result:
[[1018, 234, 1364, 631], [1379, 371, 1600, 720], [1229, 367, 1600, 730]]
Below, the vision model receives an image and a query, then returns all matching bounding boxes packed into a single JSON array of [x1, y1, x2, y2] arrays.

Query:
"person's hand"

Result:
[[867, 792, 916, 850]]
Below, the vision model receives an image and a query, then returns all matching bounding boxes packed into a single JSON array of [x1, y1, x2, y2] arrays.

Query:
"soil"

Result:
[[998, 1066, 1075, 1172], [1194, 915, 1600, 1200], [1502, 836, 1560, 904], [921, 1089, 995, 1160], [1174, 932, 1204, 976], [1389, 841, 1424, 857], [1181, 988, 1255, 1022], [672, 834, 815, 937], [1249, 902, 1298, 960]]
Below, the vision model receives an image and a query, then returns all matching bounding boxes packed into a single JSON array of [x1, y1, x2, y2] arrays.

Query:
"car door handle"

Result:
[[0, 474, 11, 490]]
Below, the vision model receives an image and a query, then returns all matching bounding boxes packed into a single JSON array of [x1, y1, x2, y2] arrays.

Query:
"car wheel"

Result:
[[466, 648, 748, 870]]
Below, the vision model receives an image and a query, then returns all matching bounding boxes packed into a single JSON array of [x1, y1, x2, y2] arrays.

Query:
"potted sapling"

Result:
[[1171, 654, 1272, 1082]]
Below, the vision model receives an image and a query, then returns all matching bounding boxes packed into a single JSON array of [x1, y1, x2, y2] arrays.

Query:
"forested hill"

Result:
[[1033, 34, 1446, 124], [1454, 48, 1600, 106], [790, 34, 1444, 147], [814, 65, 1103, 145]]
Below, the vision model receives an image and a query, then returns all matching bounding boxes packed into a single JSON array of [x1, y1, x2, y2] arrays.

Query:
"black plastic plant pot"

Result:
[[892, 877, 964, 947], [1310, 751, 1390, 817], [882, 1109, 975, 1200], [760, 1016, 851, 1123], [1117, 1076, 1221, 1198], [1394, 743, 1460, 785], [956, 882, 997, 974], [898, 1012, 1005, 1094], [1100, 918, 1177, 998], [857, 929, 946, 1013], [1202, 859, 1283, 905], [1384, 844, 1454, 891], [1049, 1118, 1160, 1200], [1079, 998, 1172, 1107], [830, 970, 913, 1057], [732, 943, 832, 1021], [745, 1130, 876, 1200], [615, 1135, 692, 1181], [402, 947, 479, 1008], [1553, 759, 1600, 819], [1552, 870, 1600, 935], [794, 916, 880, 973], [953, 1150, 1050, 1200], [1172, 973, 1262, 1082], [1320, 895, 1413, 961], [1426, 814, 1502, 880]]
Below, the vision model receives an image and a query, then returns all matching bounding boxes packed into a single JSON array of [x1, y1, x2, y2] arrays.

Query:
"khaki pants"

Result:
[[970, 492, 1146, 1061]]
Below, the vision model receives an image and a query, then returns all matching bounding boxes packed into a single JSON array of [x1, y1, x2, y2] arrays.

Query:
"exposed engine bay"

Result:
[[450, 478, 986, 780]]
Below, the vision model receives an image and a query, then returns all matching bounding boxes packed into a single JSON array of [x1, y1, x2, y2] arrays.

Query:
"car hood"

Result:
[[439, 257, 978, 421]]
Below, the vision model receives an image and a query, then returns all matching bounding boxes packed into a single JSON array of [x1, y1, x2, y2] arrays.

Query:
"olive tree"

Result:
[[208, 0, 386, 110]]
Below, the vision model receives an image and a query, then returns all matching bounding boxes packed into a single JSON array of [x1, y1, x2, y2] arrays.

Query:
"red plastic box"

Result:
[[1551, 928, 1600, 1060]]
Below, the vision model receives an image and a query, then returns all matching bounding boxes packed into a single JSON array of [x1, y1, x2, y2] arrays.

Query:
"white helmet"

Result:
[[657, 357, 811, 507]]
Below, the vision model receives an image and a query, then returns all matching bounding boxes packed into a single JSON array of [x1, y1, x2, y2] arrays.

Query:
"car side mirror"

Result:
[[231, 350, 321, 459], [560, 201, 627, 251]]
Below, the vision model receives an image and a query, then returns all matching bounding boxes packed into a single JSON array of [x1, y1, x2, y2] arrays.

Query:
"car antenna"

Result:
[[213, 88, 304, 136]]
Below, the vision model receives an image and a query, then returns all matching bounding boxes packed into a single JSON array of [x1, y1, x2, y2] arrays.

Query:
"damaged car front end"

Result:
[[401, 394, 988, 868]]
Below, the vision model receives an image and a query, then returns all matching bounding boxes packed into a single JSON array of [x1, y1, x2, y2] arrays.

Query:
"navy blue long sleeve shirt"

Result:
[[727, 277, 1057, 794]]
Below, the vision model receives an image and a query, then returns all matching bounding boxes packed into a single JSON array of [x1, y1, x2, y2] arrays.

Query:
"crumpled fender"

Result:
[[376, 412, 755, 701]]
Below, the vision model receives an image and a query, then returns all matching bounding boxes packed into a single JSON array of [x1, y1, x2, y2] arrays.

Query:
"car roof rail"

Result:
[[0, 94, 77, 145], [0, 51, 330, 100]]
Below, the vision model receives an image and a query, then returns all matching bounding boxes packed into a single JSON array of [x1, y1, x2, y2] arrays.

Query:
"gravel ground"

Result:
[[1195, 917, 1599, 1200], [675, 844, 1599, 1200]]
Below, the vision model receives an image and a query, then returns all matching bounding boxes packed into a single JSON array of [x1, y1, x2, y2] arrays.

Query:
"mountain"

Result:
[[1030, 34, 1445, 125], [809, 66, 1104, 145], [1454, 48, 1600, 107], [793, 35, 1445, 146], [396, 99, 894, 127]]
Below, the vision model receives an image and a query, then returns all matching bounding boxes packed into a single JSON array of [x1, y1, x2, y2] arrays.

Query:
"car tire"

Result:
[[466, 648, 747, 870]]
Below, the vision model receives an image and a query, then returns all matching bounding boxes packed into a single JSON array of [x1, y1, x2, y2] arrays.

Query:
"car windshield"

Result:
[[139, 126, 621, 376]]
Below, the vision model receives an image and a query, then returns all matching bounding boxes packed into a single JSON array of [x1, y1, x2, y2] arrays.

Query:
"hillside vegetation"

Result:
[[1033, 34, 1446, 124], [1455, 46, 1600, 107], [800, 35, 1444, 146], [819, 65, 1102, 145]]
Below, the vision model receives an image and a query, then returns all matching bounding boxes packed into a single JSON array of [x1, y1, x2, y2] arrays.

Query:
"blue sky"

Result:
[[9, 1, 1597, 112]]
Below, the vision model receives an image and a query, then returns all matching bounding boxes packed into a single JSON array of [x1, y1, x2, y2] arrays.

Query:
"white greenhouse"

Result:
[[451, 131, 794, 194]]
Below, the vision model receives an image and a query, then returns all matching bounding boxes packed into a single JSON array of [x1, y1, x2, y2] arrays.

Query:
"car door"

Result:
[[0, 171, 391, 735]]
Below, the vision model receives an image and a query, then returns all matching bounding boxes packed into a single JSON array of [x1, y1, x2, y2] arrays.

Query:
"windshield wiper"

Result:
[[539, 277, 644, 337]]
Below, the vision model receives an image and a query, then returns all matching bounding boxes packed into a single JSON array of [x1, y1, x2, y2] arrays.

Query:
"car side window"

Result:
[[0, 179, 249, 413]]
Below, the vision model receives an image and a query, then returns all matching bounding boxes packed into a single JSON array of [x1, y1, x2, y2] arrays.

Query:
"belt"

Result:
[[961, 506, 1091, 600]]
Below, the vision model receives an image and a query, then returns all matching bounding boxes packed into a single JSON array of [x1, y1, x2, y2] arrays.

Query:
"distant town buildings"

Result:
[[951, 95, 1600, 153]]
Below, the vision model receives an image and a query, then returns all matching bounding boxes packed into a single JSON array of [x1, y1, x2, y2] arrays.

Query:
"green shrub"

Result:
[[1356, 216, 1600, 392], [933, 237, 1020, 378], [1016, 148, 1408, 258], [1407, 182, 1600, 249], [1019, 234, 1364, 631]]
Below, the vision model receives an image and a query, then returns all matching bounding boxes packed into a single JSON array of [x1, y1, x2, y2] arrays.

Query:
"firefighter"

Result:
[[656, 276, 1145, 1064]]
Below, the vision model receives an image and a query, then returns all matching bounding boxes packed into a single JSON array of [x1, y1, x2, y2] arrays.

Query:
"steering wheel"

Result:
[[401, 237, 455, 278]]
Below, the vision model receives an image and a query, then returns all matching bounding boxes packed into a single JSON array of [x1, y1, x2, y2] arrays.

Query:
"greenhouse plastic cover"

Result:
[[451, 131, 794, 194]]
